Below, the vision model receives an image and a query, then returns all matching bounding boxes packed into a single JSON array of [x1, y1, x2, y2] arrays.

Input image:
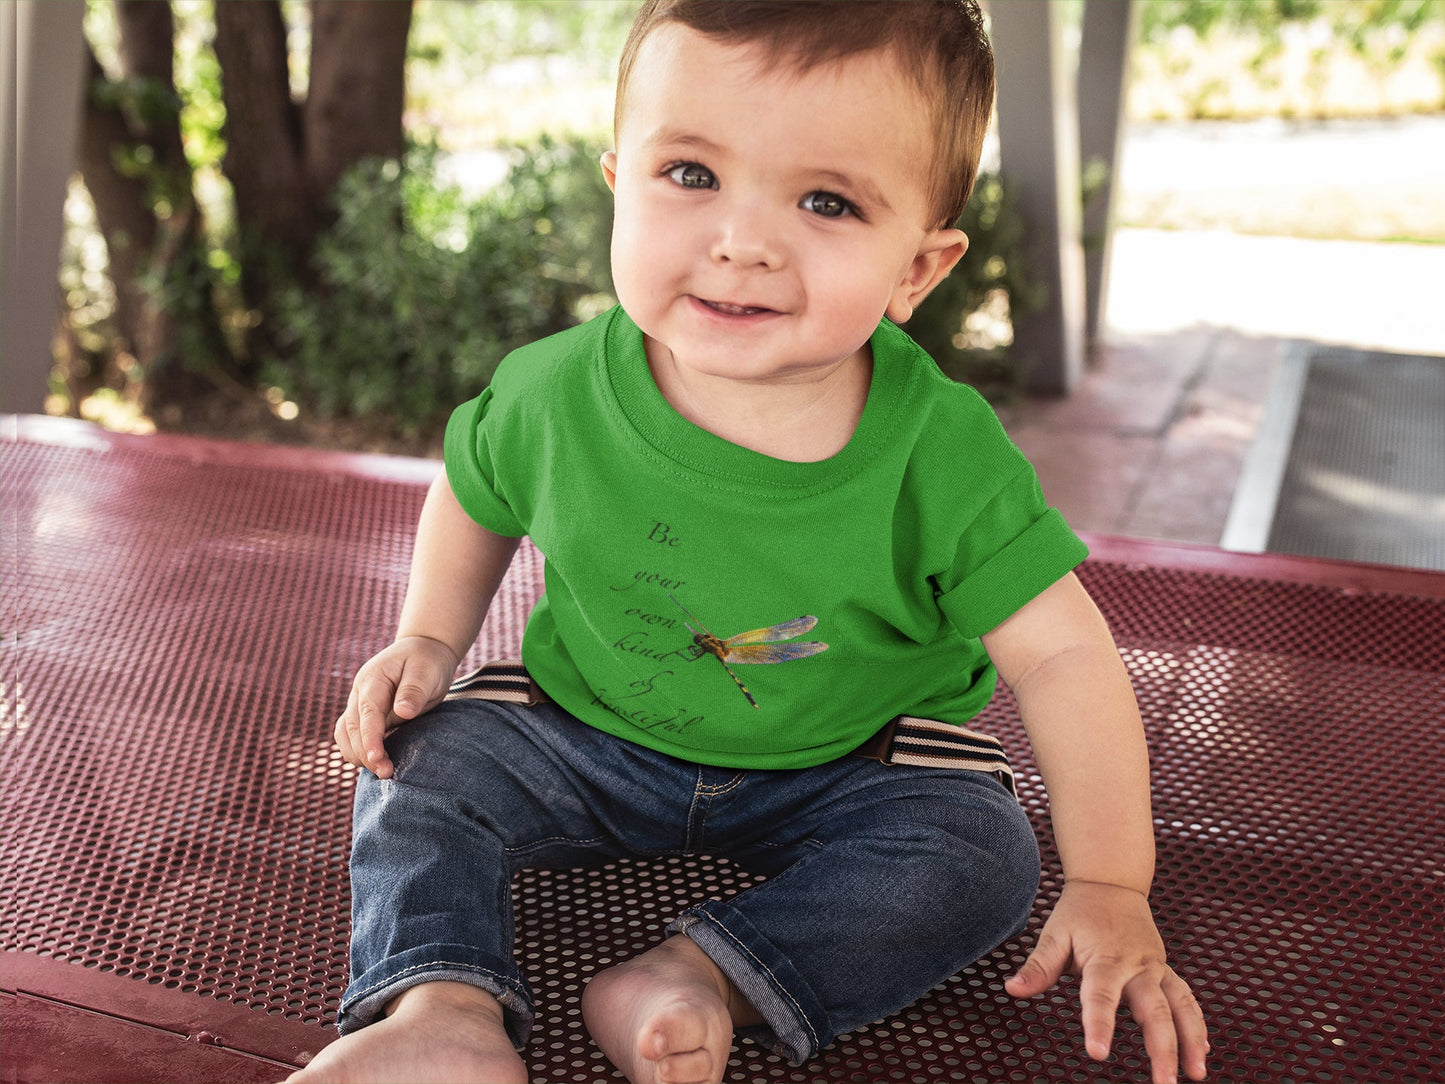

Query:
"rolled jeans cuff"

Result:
[[669, 904, 821, 1065], [337, 943, 533, 1048]]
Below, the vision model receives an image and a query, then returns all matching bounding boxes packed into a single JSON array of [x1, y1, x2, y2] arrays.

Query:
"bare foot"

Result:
[[582, 937, 758, 1084], [283, 981, 527, 1084]]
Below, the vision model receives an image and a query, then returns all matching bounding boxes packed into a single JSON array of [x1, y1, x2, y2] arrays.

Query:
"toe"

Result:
[[656, 1047, 717, 1084]]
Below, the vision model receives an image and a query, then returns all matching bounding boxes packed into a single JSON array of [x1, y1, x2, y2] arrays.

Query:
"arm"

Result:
[[334, 470, 522, 779], [981, 572, 1208, 1084]]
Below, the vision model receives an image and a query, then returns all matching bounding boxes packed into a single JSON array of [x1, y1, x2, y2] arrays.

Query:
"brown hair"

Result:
[[614, 0, 995, 229]]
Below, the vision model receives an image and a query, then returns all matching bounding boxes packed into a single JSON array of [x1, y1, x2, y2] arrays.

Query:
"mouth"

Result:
[[697, 298, 775, 317]]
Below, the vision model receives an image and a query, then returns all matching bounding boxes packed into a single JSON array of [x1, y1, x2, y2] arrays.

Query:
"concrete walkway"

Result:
[[998, 228, 1445, 549]]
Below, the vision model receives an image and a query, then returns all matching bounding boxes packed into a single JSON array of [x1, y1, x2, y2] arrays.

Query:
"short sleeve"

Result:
[[935, 467, 1088, 639], [442, 388, 526, 537]]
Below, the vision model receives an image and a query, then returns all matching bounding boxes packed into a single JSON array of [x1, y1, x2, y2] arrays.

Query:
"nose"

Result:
[[709, 198, 783, 269]]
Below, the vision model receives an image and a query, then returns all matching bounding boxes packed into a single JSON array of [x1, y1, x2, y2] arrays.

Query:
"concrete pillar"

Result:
[[990, 0, 1088, 396], [1078, 0, 1136, 349], [1, 0, 87, 416]]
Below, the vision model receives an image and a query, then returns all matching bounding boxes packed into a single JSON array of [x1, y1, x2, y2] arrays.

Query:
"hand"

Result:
[[1005, 880, 1209, 1084], [334, 636, 461, 779]]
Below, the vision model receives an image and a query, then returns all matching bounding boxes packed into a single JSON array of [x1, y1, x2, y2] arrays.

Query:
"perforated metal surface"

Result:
[[3, 417, 1443, 1082]]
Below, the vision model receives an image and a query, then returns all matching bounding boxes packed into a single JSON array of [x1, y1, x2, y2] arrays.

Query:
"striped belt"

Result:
[[850, 714, 1016, 795], [447, 657, 547, 706], [449, 658, 1015, 796]]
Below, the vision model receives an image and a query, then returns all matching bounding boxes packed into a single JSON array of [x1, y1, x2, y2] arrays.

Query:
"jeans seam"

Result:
[[752, 837, 823, 853], [502, 833, 610, 856], [343, 959, 519, 1010], [687, 770, 747, 850], [697, 772, 747, 796], [691, 911, 821, 1056]]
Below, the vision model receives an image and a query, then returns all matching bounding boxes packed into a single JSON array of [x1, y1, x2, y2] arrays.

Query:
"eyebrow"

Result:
[[812, 168, 895, 217], [640, 129, 725, 155]]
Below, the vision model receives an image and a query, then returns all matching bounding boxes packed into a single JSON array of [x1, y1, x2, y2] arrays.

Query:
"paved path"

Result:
[[1115, 114, 1445, 241], [999, 227, 1445, 548]]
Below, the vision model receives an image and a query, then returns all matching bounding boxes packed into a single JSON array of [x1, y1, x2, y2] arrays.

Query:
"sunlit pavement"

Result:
[[999, 227, 1445, 548]]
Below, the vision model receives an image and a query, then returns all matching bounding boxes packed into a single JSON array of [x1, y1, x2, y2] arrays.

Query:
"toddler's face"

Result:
[[603, 25, 964, 390]]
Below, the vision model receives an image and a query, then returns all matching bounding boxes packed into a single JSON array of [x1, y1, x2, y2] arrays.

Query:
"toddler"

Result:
[[290, 3, 1210, 1082]]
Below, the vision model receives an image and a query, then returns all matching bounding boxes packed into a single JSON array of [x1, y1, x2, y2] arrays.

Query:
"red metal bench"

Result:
[[3, 415, 1441, 1083]]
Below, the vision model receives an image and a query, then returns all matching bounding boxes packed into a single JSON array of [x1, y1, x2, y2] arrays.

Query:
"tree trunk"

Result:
[[115, 0, 212, 385], [212, 1, 310, 266], [214, 0, 413, 259], [78, 47, 154, 358], [77, 2, 231, 413], [213, 0, 412, 364], [73, 0, 414, 422], [115, 0, 186, 167], [306, 1, 412, 198]]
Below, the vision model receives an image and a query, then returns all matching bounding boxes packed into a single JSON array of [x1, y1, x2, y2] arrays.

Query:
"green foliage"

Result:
[[906, 174, 1040, 402], [1132, 0, 1445, 118], [409, 0, 636, 75], [173, 9, 228, 176], [406, 0, 636, 144], [267, 139, 615, 433], [1137, 0, 1443, 43]]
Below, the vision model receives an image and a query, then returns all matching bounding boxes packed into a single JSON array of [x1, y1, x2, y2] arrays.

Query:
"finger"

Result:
[[355, 698, 395, 779], [392, 669, 436, 720], [1077, 961, 1126, 1063], [1164, 972, 1210, 1081], [333, 688, 364, 768], [334, 711, 359, 768], [1125, 978, 1180, 1084], [1005, 930, 1069, 998]]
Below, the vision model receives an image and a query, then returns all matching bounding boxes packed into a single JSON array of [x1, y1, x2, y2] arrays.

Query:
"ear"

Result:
[[601, 150, 619, 193], [885, 227, 968, 323]]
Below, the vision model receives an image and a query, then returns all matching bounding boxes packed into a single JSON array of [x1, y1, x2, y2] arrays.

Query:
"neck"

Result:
[[644, 342, 872, 463]]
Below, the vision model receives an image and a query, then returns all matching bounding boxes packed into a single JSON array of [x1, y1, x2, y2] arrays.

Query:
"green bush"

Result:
[[1137, 0, 1443, 43], [1130, 0, 1445, 118], [268, 137, 614, 433]]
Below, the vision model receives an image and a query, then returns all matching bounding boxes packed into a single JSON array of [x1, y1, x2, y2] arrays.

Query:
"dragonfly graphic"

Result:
[[669, 594, 828, 709]]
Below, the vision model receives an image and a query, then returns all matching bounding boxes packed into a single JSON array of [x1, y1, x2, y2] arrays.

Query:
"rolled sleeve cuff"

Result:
[[443, 393, 525, 537], [937, 509, 1089, 639]]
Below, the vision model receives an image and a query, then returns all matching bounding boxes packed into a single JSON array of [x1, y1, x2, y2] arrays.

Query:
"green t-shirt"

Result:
[[445, 306, 1087, 769]]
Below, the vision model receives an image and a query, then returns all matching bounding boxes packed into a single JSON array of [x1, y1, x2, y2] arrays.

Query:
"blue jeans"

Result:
[[339, 699, 1040, 1064]]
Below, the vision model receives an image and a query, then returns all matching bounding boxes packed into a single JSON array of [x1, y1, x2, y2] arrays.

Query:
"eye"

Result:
[[666, 162, 718, 190], [801, 191, 855, 219]]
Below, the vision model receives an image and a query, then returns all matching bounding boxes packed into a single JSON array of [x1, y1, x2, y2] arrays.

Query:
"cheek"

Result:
[[609, 243, 648, 318], [609, 216, 686, 333], [808, 246, 903, 314], [608, 204, 654, 292], [612, 197, 671, 265]]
